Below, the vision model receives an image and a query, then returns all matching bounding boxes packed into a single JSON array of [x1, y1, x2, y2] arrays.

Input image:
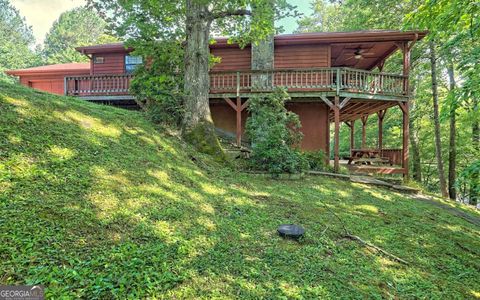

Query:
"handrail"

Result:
[[209, 67, 408, 97], [209, 67, 407, 79], [64, 68, 409, 99], [65, 74, 133, 96]]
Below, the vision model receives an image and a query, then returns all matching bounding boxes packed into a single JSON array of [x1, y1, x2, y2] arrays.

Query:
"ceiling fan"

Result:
[[345, 47, 376, 61]]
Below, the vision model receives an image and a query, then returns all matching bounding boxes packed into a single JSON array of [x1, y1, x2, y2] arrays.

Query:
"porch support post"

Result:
[[377, 109, 386, 153], [333, 96, 340, 173], [236, 96, 242, 146], [224, 97, 248, 147], [350, 120, 355, 155], [397, 35, 416, 95], [361, 115, 368, 148], [399, 102, 409, 180]]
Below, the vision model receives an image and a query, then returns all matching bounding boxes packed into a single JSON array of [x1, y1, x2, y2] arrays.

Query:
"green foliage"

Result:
[[456, 160, 480, 205], [1, 81, 480, 298], [129, 41, 184, 126], [302, 150, 328, 171], [246, 89, 307, 174], [0, 0, 40, 82], [42, 6, 118, 64]]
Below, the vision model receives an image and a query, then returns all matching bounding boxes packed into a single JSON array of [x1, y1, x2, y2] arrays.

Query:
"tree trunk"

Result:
[[446, 60, 456, 200], [471, 98, 479, 204], [182, 0, 225, 159], [409, 101, 422, 182], [429, 41, 448, 198]]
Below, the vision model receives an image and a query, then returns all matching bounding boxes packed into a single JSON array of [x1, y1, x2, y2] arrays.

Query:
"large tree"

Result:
[[42, 6, 118, 64], [0, 0, 39, 82], [88, 0, 293, 157]]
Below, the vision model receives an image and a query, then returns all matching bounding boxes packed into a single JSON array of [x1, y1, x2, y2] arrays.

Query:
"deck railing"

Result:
[[380, 149, 403, 165], [64, 68, 408, 99], [209, 67, 408, 97], [65, 74, 133, 96]]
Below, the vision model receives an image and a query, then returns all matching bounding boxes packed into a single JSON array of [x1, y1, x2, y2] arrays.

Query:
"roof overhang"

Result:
[[5, 63, 90, 76], [75, 43, 133, 55], [211, 30, 427, 48]]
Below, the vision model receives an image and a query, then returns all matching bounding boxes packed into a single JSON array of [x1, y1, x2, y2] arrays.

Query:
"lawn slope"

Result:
[[1, 82, 479, 299]]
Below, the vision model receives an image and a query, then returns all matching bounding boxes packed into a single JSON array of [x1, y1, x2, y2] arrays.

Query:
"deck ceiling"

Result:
[[328, 100, 399, 123], [330, 42, 399, 70]]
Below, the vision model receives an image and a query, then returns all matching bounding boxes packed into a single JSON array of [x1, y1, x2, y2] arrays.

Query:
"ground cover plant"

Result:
[[1, 82, 479, 299]]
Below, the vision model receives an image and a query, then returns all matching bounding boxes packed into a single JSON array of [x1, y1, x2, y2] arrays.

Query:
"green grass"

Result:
[[1, 81, 479, 299]]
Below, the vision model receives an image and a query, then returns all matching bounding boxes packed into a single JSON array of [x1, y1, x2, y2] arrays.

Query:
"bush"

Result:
[[128, 41, 184, 126], [303, 150, 328, 171], [246, 88, 307, 174]]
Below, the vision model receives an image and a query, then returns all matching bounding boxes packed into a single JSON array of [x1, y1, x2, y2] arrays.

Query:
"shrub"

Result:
[[129, 41, 184, 126], [303, 150, 328, 171], [246, 88, 307, 174]]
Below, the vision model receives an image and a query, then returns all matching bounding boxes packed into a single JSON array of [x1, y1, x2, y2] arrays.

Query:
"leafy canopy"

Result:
[[42, 6, 118, 64], [0, 0, 39, 82]]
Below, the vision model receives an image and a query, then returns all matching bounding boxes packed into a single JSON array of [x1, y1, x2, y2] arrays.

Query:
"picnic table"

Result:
[[347, 149, 391, 165]]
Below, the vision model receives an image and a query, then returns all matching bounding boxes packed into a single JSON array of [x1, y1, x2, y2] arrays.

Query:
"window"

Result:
[[93, 56, 104, 64], [125, 55, 142, 73]]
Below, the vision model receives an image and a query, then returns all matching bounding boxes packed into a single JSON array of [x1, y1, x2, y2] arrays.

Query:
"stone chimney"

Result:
[[251, 5, 274, 89]]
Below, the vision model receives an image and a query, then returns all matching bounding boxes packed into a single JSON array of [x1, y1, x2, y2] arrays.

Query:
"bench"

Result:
[[352, 157, 392, 165]]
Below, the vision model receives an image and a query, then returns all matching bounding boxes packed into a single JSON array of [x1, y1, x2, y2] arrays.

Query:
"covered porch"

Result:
[[327, 97, 409, 177]]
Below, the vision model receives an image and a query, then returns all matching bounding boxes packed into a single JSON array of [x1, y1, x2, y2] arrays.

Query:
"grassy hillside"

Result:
[[1, 82, 479, 299]]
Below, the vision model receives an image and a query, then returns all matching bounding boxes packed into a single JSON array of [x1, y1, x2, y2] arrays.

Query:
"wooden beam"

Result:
[[335, 102, 395, 122], [320, 95, 334, 109], [407, 33, 418, 51], [224, 97, 238, 111], [240, 99, 249, 111], [402, 41, 411, 95], [377, 60, 385, 72], [377, 109, 387, 153], [339, 97, 352, 110], [330, 101, 394, 122], [367, 44, 398, 70], [333, 96, 341, 173], [236, 96, 242, 146], [350, 120, 355, 156], [398, 101, 408, 114]]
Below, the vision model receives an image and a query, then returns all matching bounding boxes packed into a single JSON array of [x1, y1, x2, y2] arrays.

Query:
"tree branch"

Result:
[[210, 9, 251, 20]]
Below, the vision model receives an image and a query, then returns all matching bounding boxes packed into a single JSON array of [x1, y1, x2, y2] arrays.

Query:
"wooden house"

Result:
[[5, 30, 427, 176]]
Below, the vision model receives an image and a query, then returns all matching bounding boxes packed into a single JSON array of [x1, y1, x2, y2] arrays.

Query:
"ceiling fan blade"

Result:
[[345, 56, 355, 61]]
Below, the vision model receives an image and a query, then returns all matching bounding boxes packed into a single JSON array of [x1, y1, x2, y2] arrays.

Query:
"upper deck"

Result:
[[64, 66, 407, 101]]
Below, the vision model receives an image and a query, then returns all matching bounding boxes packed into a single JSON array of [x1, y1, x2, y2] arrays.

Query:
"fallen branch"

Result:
[[317, 201, 409, 265], [345, 234, 409, 265]]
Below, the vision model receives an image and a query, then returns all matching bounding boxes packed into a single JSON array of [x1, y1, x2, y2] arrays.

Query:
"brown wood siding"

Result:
[[18, 71, 90, 95], [274, 45, 330, 68], [210, 100, 330, 153], [211, 47, 251, 71], [92, 53, 126, 75], [286, 102, 330, 153]]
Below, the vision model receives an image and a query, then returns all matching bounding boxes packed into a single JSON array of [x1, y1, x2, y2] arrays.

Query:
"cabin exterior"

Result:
[[5, 30, 427, 176]]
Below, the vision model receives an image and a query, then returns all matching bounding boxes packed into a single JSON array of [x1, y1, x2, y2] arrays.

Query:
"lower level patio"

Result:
[[332, 159, 405, 175]]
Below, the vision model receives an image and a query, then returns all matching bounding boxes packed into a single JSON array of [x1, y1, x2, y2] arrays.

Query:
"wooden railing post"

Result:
[[236, 71, 240, 97], [336, 68, 341, 95]]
